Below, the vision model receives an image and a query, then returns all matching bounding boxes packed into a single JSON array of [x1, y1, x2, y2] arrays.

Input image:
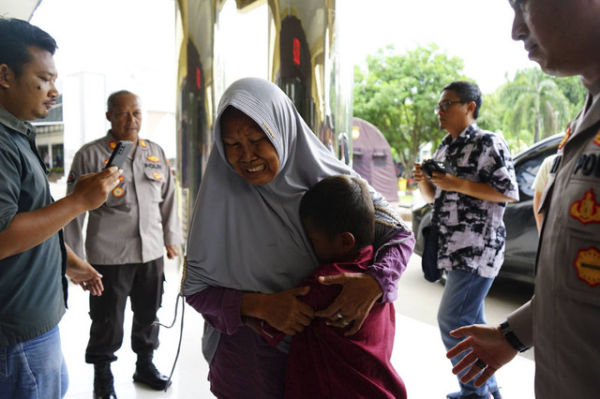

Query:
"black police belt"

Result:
[[500, 321, 529, 352]]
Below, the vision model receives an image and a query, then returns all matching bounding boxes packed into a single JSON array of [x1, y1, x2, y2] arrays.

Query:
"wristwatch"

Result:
[[500, 321, 529, 352]]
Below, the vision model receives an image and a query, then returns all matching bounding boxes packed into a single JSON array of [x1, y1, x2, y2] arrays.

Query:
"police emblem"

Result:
[[594, 128, 600, 147], [146, 155, 160, 163], [112, 187, 125, 197], [574, 247, 600, 287], [109, 140, 117, 150], [140, 139, 148, 148], [570, 189, 600, 224], [152, 172, 163, 181]]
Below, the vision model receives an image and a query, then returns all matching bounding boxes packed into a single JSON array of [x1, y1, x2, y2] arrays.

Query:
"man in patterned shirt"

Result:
[[413, 81, 518, 399]]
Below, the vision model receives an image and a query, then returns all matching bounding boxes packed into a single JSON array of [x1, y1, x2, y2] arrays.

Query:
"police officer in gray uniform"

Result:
[[64, 90, 182, 399], [446, 1, 600, 398]]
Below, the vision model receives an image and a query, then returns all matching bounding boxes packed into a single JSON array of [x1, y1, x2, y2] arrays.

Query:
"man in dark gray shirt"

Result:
[[0, 18, 120, 398]]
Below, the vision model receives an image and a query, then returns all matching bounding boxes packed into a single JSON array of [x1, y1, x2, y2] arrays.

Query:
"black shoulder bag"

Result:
[[421, 225, 442, 282]]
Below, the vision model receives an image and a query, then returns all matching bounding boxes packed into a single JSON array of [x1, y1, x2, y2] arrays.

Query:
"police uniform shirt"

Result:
[[508, 86, 600, 399], [64, 132, 182, 265]]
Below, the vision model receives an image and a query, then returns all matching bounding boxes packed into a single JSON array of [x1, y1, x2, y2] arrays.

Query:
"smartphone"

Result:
[[105, 141, 133, 169]]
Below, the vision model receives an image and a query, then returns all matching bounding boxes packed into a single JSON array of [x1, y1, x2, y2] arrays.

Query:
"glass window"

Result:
[[515, 148, 557, 200]]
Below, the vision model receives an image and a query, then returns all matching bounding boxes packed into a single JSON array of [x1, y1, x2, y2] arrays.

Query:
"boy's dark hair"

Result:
[[299, 175, 374, 250], [0, 18, 57, 77], [443, 81, 482, 119]]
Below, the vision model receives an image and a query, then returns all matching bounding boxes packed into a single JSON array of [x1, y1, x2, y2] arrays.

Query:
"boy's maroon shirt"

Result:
[[283, 245, 407, 399]]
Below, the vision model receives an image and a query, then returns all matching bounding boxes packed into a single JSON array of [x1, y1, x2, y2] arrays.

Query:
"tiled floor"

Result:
[[59, 256, 536, 399]]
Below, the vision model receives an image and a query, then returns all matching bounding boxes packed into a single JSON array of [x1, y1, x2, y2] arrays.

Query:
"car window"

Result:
[[516, 158, 539, 199], [515, 148, 558, 200]]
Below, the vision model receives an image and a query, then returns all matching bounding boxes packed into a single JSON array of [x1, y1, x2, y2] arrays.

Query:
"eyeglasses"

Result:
[[435, 100, 465, 113]]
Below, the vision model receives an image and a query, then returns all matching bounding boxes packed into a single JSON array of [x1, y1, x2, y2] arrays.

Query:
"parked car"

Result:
[[412, 133, 564, 284]]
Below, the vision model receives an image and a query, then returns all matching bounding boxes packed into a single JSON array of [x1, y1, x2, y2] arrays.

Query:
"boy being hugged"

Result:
[[284, 175, 407, 399]]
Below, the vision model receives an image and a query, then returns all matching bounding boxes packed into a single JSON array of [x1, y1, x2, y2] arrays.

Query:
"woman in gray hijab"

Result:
[[183, 77, 414, 398]]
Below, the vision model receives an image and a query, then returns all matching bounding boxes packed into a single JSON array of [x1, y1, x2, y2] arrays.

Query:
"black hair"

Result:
[[443, 81, 482, 119], [0, 18, 57, 77], [299, 175, 374, 251], [106, 90, 138, 113]]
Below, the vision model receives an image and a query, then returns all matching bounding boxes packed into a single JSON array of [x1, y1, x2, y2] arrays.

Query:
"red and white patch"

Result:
[[569, 189, 600, 225], [574, 247, 600, 287]]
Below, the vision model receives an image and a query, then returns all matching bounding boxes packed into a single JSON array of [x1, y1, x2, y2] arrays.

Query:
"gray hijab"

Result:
[[183, 77, 376, 295], [182, 77, 381, 360]]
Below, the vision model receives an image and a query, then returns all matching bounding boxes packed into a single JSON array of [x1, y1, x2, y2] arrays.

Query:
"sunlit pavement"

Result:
[[53, 181, 536, 399]]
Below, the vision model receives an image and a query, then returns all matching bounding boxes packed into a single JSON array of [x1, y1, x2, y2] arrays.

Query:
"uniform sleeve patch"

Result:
[[558, 127, 570, 150], [569, 189, 600, 224], [112, 186, 125, 197], [593, 128, 600, 147], [574, 247, 600, 287]]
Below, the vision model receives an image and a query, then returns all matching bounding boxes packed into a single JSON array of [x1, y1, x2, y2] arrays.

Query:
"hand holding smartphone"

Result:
[[105, 141, 133, 169], [421, 159, 448, 178]]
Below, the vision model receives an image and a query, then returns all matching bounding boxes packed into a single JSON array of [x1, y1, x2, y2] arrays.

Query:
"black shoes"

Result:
[[93, 362, 117, 399], [132, 357, 171, 391]]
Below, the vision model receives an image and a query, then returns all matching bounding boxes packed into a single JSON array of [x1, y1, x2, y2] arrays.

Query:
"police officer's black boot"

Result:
[[132, 352, 171, 390], [93, 362, 117, 399]]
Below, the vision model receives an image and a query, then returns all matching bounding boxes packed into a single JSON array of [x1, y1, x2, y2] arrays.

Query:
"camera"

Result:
[[421, 159, 447, 178]]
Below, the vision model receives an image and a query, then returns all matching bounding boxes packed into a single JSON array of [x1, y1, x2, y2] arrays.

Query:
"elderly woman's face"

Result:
[[221, 110, 280, 185]]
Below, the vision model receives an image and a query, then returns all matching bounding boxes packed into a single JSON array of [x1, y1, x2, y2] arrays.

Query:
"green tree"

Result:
[[499, 68, 571, 143], [550, 75, 586, 117], [353, 44, 466, 178], [478, 92, 533, 154]]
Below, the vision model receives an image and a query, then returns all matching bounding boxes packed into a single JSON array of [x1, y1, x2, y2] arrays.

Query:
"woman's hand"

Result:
[[315, 272, 382, 336], [241, 287, 314, 335]]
